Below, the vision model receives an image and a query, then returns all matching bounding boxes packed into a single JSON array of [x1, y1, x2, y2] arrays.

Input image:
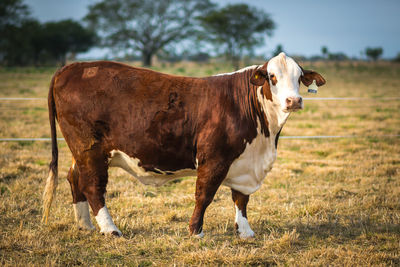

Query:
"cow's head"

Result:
[[250, 52, 326, 113]]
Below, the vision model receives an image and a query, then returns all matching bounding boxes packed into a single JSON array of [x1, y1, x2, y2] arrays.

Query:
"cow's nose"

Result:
[[286, 97, 302, 110]]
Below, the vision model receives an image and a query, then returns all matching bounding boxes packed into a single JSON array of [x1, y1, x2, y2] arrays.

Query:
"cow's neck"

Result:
[[225, 66, 271, 137], [208, 66, 290, 140], [230, 67, 290, 138]]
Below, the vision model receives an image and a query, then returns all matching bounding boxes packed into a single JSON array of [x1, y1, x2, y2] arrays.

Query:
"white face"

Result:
[[267, 53, 303, 112]]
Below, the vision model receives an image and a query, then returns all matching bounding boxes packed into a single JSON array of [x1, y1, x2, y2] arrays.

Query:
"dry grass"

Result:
[[0, 61, 399, 266]]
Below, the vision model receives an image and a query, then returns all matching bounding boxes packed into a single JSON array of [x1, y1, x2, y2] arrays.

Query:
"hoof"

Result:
[[193, 230, 204, 239], [101, 229, 122, 237], [78, 224, 95, 231], [238, 230, 255, 239], [111, 230, 122, 237]]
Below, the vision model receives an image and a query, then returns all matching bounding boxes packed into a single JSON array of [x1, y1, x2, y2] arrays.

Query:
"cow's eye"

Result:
[[269, 74, 277, 85]]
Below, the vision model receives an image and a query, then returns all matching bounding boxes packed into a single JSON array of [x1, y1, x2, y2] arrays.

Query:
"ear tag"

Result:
[[255, 74, 259, 79], [308, 80, 318, 94]]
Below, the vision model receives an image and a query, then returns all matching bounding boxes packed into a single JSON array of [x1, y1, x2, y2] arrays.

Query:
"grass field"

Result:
[[0, 61, 399, 266]]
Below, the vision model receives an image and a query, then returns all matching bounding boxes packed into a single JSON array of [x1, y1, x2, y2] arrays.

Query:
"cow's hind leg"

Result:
[[231, 189, 254, 238], [67, 158, 95, 230], [78, 150, 122, 237]]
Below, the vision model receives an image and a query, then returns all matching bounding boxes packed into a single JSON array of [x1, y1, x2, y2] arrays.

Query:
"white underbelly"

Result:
[[223, 134, 276, 195], [108, 150, 196, 186]]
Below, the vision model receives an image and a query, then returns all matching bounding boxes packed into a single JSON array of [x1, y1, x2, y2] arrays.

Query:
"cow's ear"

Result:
[[250, 62, 269, 86], [301, 69, 326, 87], [250, 70, 267, 86]]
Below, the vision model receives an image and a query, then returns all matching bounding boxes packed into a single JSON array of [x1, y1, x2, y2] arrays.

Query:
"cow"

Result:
[[42, 52, 325, 238]]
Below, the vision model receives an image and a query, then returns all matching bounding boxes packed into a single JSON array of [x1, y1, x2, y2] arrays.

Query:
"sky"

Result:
[[27, 0, 400, 59]]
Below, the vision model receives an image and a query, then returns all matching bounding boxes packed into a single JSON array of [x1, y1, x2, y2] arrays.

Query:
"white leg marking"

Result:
[[235, 205, 254, 238], [73, 201, 95, 230], [95, 206, 122, 236], [194, 230, 204, 238]]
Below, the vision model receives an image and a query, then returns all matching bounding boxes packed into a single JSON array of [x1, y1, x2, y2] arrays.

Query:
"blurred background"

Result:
[[1, 0, 399, 68]]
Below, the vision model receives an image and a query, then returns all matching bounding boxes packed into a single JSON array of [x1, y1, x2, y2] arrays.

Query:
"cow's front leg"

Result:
[[231, 189, 254, 238], [189, 163, 229, 238]]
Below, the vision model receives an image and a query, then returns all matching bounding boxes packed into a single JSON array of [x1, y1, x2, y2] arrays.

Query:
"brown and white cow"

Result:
[[42, 52, 325, 238]]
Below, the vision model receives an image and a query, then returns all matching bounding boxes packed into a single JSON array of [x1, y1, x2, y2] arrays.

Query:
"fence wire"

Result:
[[0, 97, 399, 142]]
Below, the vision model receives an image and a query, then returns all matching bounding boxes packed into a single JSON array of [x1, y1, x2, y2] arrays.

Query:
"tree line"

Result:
[[273, 44, 390, 62], [0, 0, 97, 66], [1, 0, 275, 68]]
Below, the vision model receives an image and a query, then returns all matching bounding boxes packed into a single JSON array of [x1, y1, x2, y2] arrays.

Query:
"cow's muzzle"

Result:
[[285, 97, 303, 112]]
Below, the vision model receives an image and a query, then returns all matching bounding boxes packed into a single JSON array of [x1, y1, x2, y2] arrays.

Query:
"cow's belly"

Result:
[[108, 150, 196, 186], [223, 134, 276, 195]]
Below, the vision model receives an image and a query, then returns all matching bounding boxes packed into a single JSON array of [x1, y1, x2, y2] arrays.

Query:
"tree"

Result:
[[273, 44, 284, 57], [85, 0, 213, 66], [321, 46, 328, 59], [198, 4, 275, 70], [365, 47, 383, 61], [41, 20, 97, 66]]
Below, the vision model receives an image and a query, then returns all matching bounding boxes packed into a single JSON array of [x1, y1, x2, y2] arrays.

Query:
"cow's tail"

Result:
[[42, 74, 59, 224]]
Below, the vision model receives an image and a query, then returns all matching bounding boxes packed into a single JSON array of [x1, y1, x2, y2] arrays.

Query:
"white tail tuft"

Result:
[[42, 169, 58, 224]]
